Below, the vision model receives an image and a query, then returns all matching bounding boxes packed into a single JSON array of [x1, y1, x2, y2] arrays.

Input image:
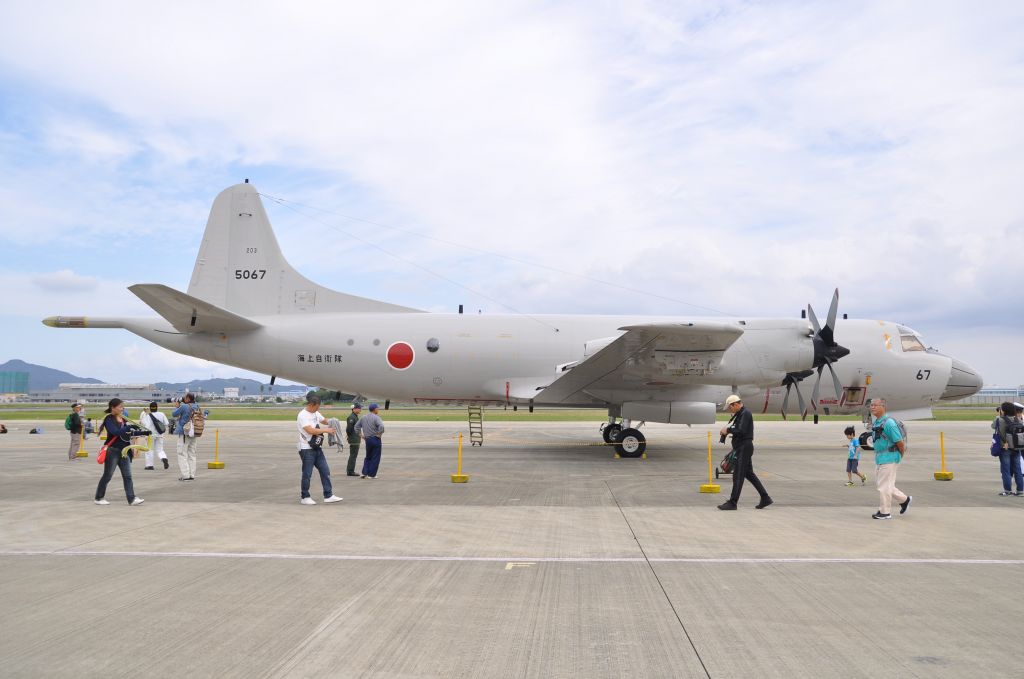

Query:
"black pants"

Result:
[[346, 443, 360, 475], [729, 442, 769, 504], [96, 448, 135, 503]]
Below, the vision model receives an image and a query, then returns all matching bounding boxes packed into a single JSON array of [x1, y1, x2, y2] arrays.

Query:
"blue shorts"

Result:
[[846, 458, 860, 473]]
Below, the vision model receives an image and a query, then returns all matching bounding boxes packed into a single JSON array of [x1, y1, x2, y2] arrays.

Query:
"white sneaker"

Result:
[[94, 499, 110, 505], [300, 497, 316, 505], [324, 495, 343, 503], [130, 498, 145, 506]]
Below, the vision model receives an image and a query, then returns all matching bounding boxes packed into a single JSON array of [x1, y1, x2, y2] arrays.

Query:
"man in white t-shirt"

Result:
[[296, 393, 343, 506], [140, 402, 170, 470]]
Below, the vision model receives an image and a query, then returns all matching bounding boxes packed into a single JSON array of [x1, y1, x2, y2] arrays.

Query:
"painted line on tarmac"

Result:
[[2, 550, 1024, 565]]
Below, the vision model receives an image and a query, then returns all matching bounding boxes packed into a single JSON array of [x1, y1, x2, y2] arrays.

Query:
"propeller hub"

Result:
[[812, 336, 850, 368]]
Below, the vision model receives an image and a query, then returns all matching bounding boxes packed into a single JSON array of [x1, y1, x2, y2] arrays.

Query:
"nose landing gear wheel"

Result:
[[615, 428, 646, 458], [601, 423, 622, 444]]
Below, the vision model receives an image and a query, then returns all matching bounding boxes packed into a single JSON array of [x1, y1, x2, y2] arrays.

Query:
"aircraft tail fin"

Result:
[[187, 182, 422, 316], [129, 284, 263, 334]]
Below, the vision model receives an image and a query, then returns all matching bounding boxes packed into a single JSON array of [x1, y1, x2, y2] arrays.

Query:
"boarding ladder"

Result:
[[467, 405, 484, 447]]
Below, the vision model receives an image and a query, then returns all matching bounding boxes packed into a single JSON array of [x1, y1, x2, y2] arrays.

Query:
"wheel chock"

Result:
[[700, 483, 721, 494], [208, 460, 225, 469], [933, 471, 953, 481], [76, 451, 89, 458], [450, 474, 469, 483]]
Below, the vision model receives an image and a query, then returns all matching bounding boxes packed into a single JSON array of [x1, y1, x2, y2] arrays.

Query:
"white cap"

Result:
[[723, 394, 742, 408]]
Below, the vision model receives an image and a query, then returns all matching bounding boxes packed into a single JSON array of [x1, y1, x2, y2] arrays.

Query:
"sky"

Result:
[[0, 1, 1022, 387]]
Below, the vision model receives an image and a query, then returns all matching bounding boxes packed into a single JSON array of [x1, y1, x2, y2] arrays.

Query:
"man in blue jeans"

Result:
[[296, 393, 343, 505], [357, 403, 386, 478]]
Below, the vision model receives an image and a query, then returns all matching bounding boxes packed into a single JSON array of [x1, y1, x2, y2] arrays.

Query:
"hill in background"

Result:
[[1, 359, 307, 395]]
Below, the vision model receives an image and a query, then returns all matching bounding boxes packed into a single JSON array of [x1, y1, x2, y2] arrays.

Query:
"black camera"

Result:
[[119, 424, 151, 441], [719, 432, 729, 444], [308, 434, 324, 448]]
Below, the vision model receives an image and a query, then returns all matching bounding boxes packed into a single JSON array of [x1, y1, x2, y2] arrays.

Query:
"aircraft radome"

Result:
[[44, 182, 983, 457]]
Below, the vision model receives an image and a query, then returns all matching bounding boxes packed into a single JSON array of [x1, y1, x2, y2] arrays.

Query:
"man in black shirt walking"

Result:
[[66, 403, 84, 461], [718, 395, 773, 510]]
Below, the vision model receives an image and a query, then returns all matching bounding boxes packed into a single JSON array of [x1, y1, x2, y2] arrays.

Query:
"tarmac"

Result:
[[1, 417, 1021, 678]]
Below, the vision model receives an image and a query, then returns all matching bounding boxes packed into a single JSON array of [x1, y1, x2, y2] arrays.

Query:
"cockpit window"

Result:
[[900, 335, 926, 352]]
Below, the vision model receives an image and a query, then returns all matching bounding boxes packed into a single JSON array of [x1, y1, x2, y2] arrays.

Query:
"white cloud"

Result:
[[44, 119, 139, 160], [0, 269, 147, 316]]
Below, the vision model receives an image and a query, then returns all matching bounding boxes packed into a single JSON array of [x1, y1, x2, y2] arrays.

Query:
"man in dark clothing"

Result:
[[345, 404, 362, 477], [67, 403, 84, 461], [717, 395, 773, 510]]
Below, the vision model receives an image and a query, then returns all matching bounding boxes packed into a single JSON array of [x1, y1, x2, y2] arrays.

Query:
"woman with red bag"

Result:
[[94, 398, 144, 506]]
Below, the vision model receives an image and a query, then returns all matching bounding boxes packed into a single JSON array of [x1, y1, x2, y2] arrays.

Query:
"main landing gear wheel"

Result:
[[615, 428, 646, 458], [601, 423, 622, 444]]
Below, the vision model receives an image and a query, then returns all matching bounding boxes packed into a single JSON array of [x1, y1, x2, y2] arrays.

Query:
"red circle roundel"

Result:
[[386, 341, 415, 370]]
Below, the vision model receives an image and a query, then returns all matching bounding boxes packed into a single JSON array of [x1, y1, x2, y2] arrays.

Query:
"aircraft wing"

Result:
[[128, 284, 262, 333], [535, 322, 744, 404]]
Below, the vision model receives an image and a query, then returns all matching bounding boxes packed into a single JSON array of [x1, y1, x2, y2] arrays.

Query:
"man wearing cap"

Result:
[[66, 403, 84, 461], [140, 402, 170, 470], [717, 395, 772, 510], [357, 403, 385, 478], [296, 393, 343, 505], [345, 404, 363, 477]]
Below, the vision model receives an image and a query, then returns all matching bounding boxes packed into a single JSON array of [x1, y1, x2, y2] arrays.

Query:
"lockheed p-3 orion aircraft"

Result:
[[44, 182, 983, 457]]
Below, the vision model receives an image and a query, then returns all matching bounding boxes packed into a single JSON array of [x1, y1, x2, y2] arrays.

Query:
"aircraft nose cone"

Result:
[[941, 358, 983, 400]]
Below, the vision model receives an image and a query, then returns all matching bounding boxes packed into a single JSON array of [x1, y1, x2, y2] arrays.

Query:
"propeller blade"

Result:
[[826, 361, 843, 401], [793, 378, 808, 419], [811, 366, 823, 408], [806, 304, 822, 335], [781, 384, 791, 420], [825, 289, 840, 333]]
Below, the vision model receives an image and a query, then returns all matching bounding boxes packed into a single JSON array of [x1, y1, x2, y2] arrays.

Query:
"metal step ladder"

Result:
[[467, 405, 484, 447]]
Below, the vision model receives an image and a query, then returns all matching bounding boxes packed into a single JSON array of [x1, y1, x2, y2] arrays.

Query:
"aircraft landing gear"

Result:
[[600, 422, 622, 444], [615, 428, 646, 458], [603, 415, 646, 457]]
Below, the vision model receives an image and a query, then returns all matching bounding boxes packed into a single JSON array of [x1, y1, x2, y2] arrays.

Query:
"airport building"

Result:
[[0, 371, 29, 402], [0, 371, 29, 394], [953, 386, 1024, 405], [27, 383, 178, 404]]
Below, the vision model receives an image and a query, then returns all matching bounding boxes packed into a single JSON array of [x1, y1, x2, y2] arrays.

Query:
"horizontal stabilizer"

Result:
[[128, 284, 262, 334]]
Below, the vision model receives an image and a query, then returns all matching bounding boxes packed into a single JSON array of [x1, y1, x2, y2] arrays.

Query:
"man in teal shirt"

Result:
[[869, 398, 910, 520]]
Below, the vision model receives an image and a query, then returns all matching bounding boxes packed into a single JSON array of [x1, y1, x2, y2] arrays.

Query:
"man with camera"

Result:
[[869, 398, 909, 518], [297, 393, 343, 505], [717, 394, 773, 510]]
